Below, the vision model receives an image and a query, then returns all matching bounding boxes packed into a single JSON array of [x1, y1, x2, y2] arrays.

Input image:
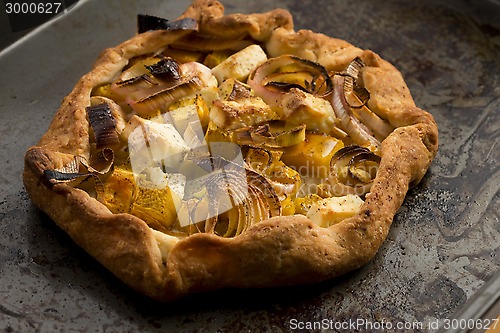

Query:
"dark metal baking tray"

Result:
[[1, 0, 499, 332], [438, 269, 500, 333]]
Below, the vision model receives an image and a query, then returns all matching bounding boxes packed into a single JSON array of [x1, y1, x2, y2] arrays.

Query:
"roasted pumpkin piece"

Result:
[[204, 120, 235, 144], [91, 84, 125, 102], [102, 167, 136, 214], [280, 194, 296, 216], [281, 133, 344, 178], [102, 166, 181, 231], [203, 50, 233, 68], [162, 47, 205, 64], [293, 193, 322, 215], [130, 185, 180, 232]]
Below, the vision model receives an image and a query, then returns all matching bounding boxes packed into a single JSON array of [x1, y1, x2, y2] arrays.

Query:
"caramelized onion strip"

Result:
[[248, 55, 333, 107]]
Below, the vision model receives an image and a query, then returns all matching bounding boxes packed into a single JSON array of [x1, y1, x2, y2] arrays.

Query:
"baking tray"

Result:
[[1, 0, 499, 332]]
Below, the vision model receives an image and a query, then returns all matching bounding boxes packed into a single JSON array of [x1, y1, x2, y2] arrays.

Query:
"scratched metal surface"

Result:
[[0, 0, 499, 332]]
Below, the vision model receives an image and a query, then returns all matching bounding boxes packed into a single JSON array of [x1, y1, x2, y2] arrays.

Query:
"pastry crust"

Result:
[[23, 0, 438, 301]]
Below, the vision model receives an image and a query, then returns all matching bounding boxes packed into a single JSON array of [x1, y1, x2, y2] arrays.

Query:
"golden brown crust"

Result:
[[180, 0, 293, 41], [23, 0, 438, 301]]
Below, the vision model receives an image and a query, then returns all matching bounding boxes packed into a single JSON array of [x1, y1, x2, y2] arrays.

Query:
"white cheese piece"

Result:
[[169, 104, 198, 136], [166, 173, 187, 201], [281, 89, 338, 134], [306, 194, 364, 227], [209, 96, 279, 130], [212, 44, 268, 83], [127, 115, 190, 175], [137, 166, 168, 189], [151, 229, 180, 261]]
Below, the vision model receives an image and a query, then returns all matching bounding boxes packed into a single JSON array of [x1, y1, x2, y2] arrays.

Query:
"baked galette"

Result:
[[23, 0, 438, 301]]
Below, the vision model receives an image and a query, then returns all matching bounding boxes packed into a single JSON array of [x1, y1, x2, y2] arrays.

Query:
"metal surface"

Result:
[[438, 269, 500, 333], [0, 0, 499, 332]]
